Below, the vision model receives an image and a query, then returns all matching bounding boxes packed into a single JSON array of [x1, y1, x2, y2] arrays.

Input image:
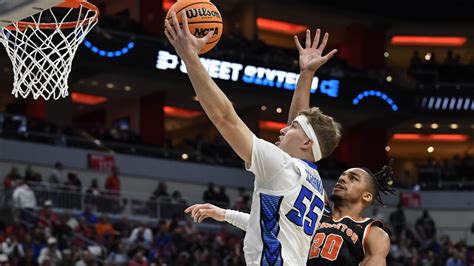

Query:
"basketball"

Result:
[[166, 0, 223, 54]]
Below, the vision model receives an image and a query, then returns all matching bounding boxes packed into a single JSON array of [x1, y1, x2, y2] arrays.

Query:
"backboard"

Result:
[[0, 0, 63, 28]]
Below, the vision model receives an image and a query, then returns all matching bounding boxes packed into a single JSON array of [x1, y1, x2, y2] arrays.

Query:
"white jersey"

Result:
[[243, 135, 325, 265]]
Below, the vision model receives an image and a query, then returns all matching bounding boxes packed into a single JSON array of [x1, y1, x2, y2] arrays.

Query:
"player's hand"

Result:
[[294, 29, 337, 73], [184, 203, 225, 223], [164, 11, 214, 60]]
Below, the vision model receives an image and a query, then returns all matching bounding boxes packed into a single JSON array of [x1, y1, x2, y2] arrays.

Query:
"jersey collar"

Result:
[[301, 159, 318, 170]]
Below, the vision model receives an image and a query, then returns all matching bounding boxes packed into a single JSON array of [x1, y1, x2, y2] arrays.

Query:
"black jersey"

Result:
[[307, 215, 383, 266]]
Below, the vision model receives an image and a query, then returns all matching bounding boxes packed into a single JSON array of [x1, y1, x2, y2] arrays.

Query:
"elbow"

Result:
[[210, 103, 236, 126]]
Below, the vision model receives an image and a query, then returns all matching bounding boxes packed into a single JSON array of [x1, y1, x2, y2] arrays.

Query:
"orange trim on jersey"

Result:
[[332, 216, 371, 223], [362, 220, 383, 255]]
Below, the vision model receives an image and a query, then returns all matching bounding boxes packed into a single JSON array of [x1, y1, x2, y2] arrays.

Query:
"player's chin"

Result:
[[275, 141, 280, 146]]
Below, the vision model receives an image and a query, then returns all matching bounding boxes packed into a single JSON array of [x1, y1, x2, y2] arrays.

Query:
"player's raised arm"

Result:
[[164, 11, 253, 164], [287, 29, 337, 124]]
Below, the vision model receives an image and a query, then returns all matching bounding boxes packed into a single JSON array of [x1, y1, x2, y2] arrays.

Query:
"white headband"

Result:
[[294, 115, 322, 162]]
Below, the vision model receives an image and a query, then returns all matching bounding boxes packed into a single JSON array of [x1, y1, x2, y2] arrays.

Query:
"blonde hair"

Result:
[[298, 107, 342, 158]]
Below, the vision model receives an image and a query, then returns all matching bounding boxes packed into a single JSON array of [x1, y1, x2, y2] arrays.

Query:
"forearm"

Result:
[[287, 71, 314, 124], [183, 54, 237, 125], [224, 210, 250, 231]]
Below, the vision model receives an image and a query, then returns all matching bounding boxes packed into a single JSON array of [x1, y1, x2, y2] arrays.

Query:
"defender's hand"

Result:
[[294, 29, 337, 73], [184, 203, 225, 223]]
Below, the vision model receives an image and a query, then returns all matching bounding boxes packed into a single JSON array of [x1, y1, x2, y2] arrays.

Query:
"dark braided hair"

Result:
[[361, 159, 397, 206]]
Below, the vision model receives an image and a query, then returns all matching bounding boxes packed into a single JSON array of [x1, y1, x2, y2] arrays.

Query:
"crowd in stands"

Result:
[[385, 205, 474, 265], [1, 162, 474, 265], [409, 50, 474, 85], [412, 154, 474, 190]]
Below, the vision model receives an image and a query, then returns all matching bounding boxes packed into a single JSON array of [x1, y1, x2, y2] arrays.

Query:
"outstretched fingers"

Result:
[[294, 35, 303, 52], [305, 29, 311, 49], [312, 28, 321, 49], [323, 49, 338, 61], [318, 32, 329, 52]]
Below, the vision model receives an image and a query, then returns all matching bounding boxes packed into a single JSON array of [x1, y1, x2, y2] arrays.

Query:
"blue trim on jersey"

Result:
[[302, 159, 318, 170], [260, 193, 284, 266]]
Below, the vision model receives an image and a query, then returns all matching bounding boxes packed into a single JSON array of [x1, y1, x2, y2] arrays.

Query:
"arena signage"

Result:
[[156, 50, 339, 97]]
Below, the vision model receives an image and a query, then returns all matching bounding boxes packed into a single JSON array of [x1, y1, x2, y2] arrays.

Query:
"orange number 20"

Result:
[[309, 233, 343, 261]]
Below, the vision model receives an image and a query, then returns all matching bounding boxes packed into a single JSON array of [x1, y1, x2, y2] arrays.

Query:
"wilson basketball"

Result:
[[166, 0, 223, 54]]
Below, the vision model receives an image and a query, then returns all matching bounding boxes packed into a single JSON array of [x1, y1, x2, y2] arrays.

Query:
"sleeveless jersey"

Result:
[[307, 215, 383, 266], [243, 135, 327, 266]]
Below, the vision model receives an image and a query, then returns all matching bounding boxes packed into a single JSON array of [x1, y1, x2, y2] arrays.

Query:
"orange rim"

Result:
[[4, 0, 99, 31]]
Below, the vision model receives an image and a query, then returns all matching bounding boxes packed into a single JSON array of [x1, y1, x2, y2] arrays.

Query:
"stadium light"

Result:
[[391, 36, 467, 46]]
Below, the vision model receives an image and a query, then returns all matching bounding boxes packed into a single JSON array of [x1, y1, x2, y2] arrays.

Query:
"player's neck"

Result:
[[332, 202, 365, 220]]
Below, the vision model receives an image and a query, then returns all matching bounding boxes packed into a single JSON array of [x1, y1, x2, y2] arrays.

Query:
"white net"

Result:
[[0, 4, 98, 100]]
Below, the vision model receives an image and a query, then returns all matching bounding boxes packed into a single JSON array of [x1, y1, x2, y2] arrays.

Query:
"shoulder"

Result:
[[366, 226, 390, 253]]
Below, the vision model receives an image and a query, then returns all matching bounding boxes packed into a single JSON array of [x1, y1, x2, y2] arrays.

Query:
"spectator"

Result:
[[12, 178, 37, 216], [5, 215, 28, 243], [79, 206, 98, 225], [37, 237, 62, 265], [65, 173, 81, 192], [203, 183, 217, 202], [95, 215, 115, 237], [17, 248, 38, 266], [415, 209, 436, 241], [152, 182, 169, 199], [19, 234, 42, 264], [75, 248, 98, 266], [64, 212, 79, 231], [75, 218, 95, 240], [48, 162, 65, 185], [389, 203, 406, 236], [128, 223, 153, 247], [444, 50, 456, 66], [24, 166, 35, 184], [38, 200, 60, 228], [171, 190, 186, 204], [235, 194, 250, 212], [215, 186, 230, 208], [104, 167, 121, 196], [3, 167, 20, 190], [128, 249, 149, 266], [106, 241, 128, 265], [86, 179, 100, 196], [0, 254, 9, 266], [112, 215, 131, 237], [153, 220, 174, 261], [1, 236, 24, 258]]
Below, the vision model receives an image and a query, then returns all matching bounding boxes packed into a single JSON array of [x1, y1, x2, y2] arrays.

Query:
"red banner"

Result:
[[400, 192, 421, 208], [88, 154, 115, 172]]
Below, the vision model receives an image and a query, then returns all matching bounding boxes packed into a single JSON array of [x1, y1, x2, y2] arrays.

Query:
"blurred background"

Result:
[[0, 0, 473, 265]]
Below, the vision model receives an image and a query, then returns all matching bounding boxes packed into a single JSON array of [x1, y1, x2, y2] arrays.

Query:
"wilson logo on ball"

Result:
[[186, 7, 221, 19]]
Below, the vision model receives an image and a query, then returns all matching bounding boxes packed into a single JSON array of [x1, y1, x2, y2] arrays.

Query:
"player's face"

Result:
[[275, 121, 309, 154], [332, 168, 371, 203]]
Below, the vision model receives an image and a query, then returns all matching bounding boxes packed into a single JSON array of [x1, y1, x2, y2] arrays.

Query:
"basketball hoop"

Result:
[[0, 0, 99, 100]]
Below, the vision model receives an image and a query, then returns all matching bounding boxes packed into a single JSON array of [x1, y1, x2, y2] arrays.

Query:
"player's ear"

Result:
[[362, 191, 373, 204], [301, 139, 312, 150]]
